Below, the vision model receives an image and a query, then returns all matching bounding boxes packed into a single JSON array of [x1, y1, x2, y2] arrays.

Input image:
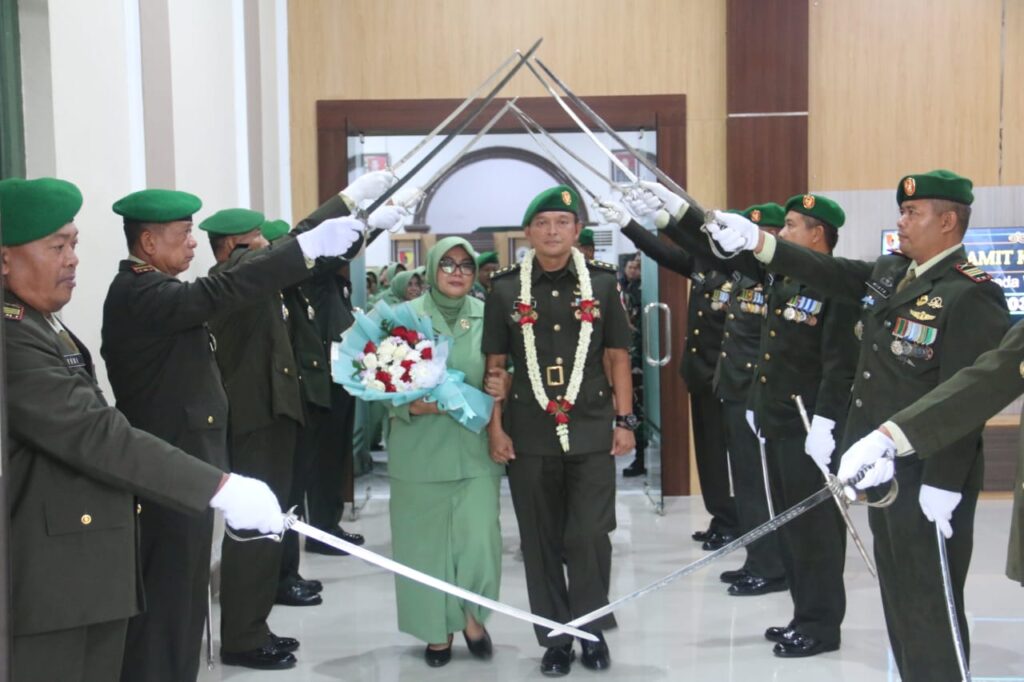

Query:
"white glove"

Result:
[[394, 185, 424, 211], [707, 210, 760, 252], [367, 204, 410, 233], [804, 415, 836, 474], [919, 484, 963, 539], [836, 430, 897, 501], [625, 188, 660, 218], [597, 199, 631, 227], [638, 181, 688, 218], [209, 474, 284, 534], [340, 170, 397, 206], [296, 215, 364, 260]]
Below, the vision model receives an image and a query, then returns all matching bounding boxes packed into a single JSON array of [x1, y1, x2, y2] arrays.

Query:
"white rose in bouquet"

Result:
[[362, 353, 379, 370]]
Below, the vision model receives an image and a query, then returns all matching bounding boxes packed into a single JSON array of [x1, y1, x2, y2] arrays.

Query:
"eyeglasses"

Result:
[[438, 257, 477, 275]]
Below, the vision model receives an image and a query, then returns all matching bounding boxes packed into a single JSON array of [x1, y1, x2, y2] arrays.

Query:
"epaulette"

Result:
[[3, 302, 25, 321], [587, 259, 617, 273], [130, 263, 158, 275], [955, 262, 991, 283], [491, 263, 521, 281]]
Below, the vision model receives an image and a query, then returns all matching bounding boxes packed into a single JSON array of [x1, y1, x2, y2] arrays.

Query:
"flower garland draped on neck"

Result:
[[517, 247, 594, 452]]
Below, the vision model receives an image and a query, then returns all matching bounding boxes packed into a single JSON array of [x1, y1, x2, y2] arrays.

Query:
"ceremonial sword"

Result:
[[545, 459, 896, 638], [937, 522, 972, 681], [510, 106, 602, 202], [794, 395, 879, 578], [755, 426, 776, 519]]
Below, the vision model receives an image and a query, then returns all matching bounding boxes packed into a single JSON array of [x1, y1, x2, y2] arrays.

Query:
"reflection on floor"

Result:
[[198, 458, 1024, 682]]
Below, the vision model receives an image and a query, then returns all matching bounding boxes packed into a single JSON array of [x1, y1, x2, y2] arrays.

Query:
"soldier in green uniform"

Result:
[[576, 227, 596, 260], [100, 184, 372, 680], [482, 185, 635, 675], [1, 177, 284, 681], [618, 253, 647, 476], [471, 250, 499, 301], [710, 170, 1009, 680], [651, 184, 860, 656]]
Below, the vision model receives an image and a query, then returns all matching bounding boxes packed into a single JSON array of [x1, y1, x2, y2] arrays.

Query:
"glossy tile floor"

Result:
[[198, 460, 1024, 682]]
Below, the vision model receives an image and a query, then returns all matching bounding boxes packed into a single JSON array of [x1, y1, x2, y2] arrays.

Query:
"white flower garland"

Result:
[[518, 247, 594, 452]]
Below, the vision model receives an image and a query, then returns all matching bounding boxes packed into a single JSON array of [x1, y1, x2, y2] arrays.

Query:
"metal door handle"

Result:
[[643, 302, 671, 367]]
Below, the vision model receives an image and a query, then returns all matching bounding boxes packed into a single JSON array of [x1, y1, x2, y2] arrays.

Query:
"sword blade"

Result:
[[510, 107, 600, 201], [547, 484, 836, 637], [758, 436, 776, 519], [287, 520, 598, 642], [936, 522, 972, 681], [206, 582, 214, 670], [391, 51, 519, 171]]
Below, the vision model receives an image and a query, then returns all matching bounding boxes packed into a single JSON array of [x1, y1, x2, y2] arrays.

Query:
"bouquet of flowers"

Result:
[[331, 301, 494, 433]]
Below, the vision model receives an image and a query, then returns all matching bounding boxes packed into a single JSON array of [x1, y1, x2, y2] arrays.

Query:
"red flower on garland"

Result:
[[516, 301, 538, 327], [579, 299, 596, 323], [545, 399, 574, 425]]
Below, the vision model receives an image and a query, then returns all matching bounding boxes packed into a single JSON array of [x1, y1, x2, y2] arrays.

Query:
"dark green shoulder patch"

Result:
[[955, 262, 991, 283], [3, 302, 25, 321], [587, 259, 617, 273], [130, 263, 158, 275], [491, 263, 521, 281]]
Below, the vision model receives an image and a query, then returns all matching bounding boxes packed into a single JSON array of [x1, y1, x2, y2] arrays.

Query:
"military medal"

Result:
[[854, 320, 864, 340], [890, 317, 937, 361], [784, 307, 796, 321], [710, 288, 731, 311], [307, 305, 315, 320]]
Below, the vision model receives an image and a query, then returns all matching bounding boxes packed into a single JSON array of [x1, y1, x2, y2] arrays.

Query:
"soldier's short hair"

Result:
[[124, 220, 163, 250], [803, 215, 839, 252], [931, 199, 972, 235]]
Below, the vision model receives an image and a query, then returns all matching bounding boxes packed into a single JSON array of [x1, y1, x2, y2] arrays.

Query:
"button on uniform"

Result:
[[81, 514, 92, 526]]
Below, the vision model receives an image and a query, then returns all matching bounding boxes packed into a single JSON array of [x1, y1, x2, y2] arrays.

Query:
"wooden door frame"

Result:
[[316, 94, 692, 495]]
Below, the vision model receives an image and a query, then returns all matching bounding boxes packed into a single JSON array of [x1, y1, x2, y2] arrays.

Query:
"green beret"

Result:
[[476, 250, 499, 267], [896, 169, 973, 206], [522, 184, 580, 226], [112, 188, 202, 223], [784, 193, 845, 229], [0, 177, 83, 246], [260, 219, 290, 242], [742, 202, 785, 228], [199, 208, 266, 235], [578, 228, 595, 246]]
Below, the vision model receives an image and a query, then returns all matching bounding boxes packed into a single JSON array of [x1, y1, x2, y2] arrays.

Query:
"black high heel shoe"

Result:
[[463, 627, 493, 660], [424, 635, 453, 667]]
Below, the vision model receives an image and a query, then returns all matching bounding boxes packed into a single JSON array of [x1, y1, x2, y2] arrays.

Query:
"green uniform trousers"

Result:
[[14, 618, 127, 682], [507, 453, 617, 647], [766, 434, 846, 644], [870, 459, 977, 682], [220, 418, 296, 652], [389, 476, 502, 644], [693, 390, 738, 535]]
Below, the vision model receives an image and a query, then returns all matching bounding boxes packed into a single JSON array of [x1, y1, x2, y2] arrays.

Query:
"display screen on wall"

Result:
[[881, 227, 1024, 315]]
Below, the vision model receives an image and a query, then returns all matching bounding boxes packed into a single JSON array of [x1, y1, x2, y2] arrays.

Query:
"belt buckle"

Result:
[[545, 365, 565, 387]]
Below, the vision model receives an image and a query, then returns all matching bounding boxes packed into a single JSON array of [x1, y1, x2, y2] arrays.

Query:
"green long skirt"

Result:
[[389, 476, 502, 643]]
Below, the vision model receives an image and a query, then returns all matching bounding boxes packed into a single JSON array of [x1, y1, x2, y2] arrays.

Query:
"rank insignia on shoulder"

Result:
[[130, 263, 157, 274], [588, 259, 616, 272], [3, 302, 25, 321], [955, 262, 991, 282], [491, 263, 521, 280]]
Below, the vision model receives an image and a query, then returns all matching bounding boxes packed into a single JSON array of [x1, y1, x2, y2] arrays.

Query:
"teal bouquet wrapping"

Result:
[[331, 301, 494, 433]]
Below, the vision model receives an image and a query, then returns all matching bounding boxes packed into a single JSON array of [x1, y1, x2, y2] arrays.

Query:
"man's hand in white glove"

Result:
[[836, 429, 897, 501], [638, 181, 688, 218], [209, 474, 284, 534], [625, 187, 661, 219], [804, 415, 836, 473], [296, 215, 364, 261], [394, 185, 424, 211], [919, 484, 962, 539], [367, 204, 410, 233], [340, 170, 397, 206], [597, 199, 631, 227], [707, 209, 761, 253]]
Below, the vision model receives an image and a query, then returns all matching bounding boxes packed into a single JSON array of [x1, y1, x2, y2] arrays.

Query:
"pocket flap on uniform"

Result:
[[185, 404, 228, 430], [297, 350, 326, 372], [44, 499, 128, 536]]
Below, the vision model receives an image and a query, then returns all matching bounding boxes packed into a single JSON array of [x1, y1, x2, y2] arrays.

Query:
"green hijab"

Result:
[[389, 270, 420, 301], [426, 236, 478, 326], [382, 262, 404, 285]]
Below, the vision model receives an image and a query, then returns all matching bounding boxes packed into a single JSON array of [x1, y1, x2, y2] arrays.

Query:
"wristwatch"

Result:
[[615, 414, 639, 431]]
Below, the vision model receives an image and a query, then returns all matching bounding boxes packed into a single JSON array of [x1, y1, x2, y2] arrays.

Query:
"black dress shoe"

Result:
[[622, 461, 646, 477], [269, 633, 299, 654], [579, 633, 610, 671], [702, 531, 736, 551], [296, 575, 323, 594], [275, 582, 323, 606], [728, 574, 788, 596], [764, 625, 795, 643], [424, 644, 452, 667], [331, 526, 365, 545], [773, 631, 839, 658], [221, 645, 296, 670], [691, 528, 712, 542], [719, 567, 749, 584], [463, 627, 493, 660], [540, 643, 575, 676]]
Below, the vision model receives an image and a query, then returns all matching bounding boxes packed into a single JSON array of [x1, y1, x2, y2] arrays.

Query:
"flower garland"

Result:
[[517, 247, 594, 452]]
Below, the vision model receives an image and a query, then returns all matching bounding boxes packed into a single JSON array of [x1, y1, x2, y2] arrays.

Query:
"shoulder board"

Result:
[[587, 259, 617, 273], [3, 302, 25, 321], [954, 262, 991, 283], [130, 263, 158, 275], [490, 263, 521, 281]]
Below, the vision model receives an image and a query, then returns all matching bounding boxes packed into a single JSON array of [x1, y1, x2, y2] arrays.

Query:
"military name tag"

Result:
[[63, 353, 86, 369]]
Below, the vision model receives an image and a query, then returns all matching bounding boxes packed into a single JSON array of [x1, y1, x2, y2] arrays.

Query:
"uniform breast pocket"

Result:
[[576, 374, 614, 419], [44, 488, 129, 537], [298, 350, 327, 375], [185, 404, 228, 432]]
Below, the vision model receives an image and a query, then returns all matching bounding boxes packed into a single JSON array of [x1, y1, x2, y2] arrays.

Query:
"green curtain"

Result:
[[0, 0, 26, 179]]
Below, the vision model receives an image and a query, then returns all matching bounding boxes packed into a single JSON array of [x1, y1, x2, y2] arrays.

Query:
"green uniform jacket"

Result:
[[622, 221, 727, 392], [4, 295, 223, 636], [890, 320, 1024, 579], [660, 209, 859, 438], [284, 283, 331, 409], [209, 245, 304, 434], [100, 239, 310, 469], [769, 240, 1009, 490], [482, 257, 632, 455], [713, 276, 766, 403], [387, 295, 503, 482]]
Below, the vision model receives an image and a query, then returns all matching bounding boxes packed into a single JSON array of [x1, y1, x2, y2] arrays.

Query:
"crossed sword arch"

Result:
[[258, 39, 969, 681]]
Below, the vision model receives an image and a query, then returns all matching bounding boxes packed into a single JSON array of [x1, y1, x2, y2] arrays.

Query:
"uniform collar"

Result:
[[910, 242, 964, 278], [530, 254, 579, 284]]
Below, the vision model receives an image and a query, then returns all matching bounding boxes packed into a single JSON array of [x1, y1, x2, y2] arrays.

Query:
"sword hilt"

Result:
[[834, 457, 899, 508], [701, 211, 745, 260]]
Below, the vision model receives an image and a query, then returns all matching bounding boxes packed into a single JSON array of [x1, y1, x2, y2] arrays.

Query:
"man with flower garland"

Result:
[[483, 185, 635, 676]]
